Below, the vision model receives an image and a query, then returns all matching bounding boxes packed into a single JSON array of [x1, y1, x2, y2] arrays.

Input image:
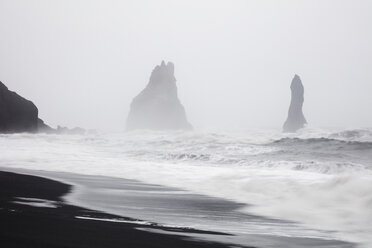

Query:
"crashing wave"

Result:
[[271, 137, 372, 151], [329, 129, 372, 142]]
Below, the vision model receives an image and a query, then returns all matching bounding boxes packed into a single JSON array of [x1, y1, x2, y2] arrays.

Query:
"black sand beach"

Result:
[[0, 168, 355, 248], [0, 170, 247, 248]]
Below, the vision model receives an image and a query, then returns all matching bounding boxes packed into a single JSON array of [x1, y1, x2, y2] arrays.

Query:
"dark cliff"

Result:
[[0, 81, 39, 133], [0, 81, 86, 134]]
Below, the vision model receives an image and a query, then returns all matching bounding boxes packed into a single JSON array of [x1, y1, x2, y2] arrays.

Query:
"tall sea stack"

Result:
[[283, 75, 307, 132], [126, 61, 192, 130], [0, 81, 39, 133]]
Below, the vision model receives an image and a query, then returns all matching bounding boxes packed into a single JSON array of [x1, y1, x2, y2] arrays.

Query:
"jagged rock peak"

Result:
[[149, 61, 175, 86], [283, 74, 307, 133], [126, 61, 192, 131]]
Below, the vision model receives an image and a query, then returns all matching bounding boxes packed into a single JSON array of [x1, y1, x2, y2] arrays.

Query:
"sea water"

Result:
[[1, 127, 371, 247]]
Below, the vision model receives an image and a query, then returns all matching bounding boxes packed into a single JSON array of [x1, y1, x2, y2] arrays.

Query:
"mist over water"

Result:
[[1, 1, 372, 248], [1, 0, 372, 130], [1, 127, 372, 247]]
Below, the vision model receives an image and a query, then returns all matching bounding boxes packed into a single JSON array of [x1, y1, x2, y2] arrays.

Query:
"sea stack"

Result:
[[283, 74, 307, 132], [0, 81, 39, 133], [126, 61, 192, 130]]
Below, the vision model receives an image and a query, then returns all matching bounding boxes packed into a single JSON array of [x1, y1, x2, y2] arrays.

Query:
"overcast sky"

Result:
[[0, 0, 371, 131]]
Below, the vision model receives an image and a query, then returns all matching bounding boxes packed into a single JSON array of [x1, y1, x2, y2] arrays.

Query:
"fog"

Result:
[[0, 0, 371, 131]]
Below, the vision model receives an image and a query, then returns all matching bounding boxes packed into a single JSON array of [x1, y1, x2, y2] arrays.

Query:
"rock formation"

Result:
[[1, 81, 86, 134], [126, 61, 192, 130], [37, 118, 54, 133], [283, 75, 307, 132], [0, 81, 39, 133]]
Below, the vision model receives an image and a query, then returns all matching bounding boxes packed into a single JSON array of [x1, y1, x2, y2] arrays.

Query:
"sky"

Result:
[[0, 0, 371, 131]]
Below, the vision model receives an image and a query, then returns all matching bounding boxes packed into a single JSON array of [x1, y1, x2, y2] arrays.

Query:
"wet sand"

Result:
[[0, 170, 247, 248], [0, 168, 354, 248]]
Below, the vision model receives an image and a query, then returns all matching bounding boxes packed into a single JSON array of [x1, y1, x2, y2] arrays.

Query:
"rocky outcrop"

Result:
[[37, 118, 54, 133], [37, 122, 86, 135], [1, 81, 86, 134], [283, 75, 307, 132], [0, 81, 39, 133], [126, 61, 192, 130]]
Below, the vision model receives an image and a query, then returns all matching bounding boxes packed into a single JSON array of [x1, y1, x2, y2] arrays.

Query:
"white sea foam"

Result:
[[1, 128, 372, 246], [13, 197, 58, 208]]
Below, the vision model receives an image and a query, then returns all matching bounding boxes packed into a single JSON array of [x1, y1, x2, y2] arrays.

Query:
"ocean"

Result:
[[1, 127, 371, 247]]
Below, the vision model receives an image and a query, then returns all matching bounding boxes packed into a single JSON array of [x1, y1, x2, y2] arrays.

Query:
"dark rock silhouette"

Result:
[[0, 81, 39, 133], [1, 81, 86, 134], [283, 75, 307, 132], [126, 61, 192, 130]]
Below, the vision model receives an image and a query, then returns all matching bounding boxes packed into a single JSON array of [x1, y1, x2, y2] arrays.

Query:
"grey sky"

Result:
[[0, 0, 371, 130]]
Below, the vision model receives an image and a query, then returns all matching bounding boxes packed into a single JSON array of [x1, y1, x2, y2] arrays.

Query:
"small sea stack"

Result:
[[283, 74, 307, 132], [126, 61, 192, 131], [0, 81, 41, 133]]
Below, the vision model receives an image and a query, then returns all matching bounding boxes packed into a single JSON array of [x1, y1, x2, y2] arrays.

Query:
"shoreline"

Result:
[[0, 167, 355, 248], [0, 170, 248, 248]]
